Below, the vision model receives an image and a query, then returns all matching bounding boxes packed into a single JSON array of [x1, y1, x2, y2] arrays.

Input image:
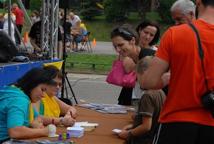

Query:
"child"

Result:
[[118, 56, 166, 144]]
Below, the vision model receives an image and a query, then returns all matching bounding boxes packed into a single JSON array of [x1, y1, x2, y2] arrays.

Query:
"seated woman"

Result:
[[33, 65, 77, 127], [0, 67, 57, 142], [71, 21, 88, 51]]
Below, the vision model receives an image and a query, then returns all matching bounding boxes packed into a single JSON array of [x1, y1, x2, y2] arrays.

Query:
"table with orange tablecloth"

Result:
[[33, 105, 133, 144]]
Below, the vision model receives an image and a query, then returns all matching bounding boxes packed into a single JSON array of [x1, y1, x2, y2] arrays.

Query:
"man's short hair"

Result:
[[171, 0, 196, 15]]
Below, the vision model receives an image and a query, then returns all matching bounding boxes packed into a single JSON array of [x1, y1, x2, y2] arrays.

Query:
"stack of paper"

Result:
[[79, 103, 128, 114], [67, 127, 84, 138], [74, 121, 99, 131]]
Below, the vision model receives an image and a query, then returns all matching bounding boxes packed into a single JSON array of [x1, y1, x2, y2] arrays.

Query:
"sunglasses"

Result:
[[114, 28, 133, 38]]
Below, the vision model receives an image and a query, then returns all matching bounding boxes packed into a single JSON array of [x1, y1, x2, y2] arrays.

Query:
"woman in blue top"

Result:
[[0, 67, 56, 142]]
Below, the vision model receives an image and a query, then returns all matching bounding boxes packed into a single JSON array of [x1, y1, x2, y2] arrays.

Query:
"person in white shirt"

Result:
[[69, 12, 81, 28], [3, 13, 16, 43]]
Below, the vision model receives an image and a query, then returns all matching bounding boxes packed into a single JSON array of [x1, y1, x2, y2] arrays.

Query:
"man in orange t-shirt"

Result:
[[139, 0, 214, 144]]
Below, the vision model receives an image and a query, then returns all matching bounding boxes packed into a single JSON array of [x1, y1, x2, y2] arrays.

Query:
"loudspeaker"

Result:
[[0, 31, 18, 62]]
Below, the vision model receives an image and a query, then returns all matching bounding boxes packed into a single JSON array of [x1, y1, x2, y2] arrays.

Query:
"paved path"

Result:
[[65, 73, 121, 104], [92, 41, 115, 55], [65, 41, 124, 104]]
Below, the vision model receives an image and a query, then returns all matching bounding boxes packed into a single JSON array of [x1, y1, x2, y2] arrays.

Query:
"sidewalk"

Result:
[[66, 73, 121, 104], [92, 41, 115, 55]]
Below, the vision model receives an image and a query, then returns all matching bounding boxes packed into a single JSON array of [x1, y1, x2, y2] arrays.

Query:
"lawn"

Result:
[[85, 13, 141, 42], [65, 53, 116, 74]]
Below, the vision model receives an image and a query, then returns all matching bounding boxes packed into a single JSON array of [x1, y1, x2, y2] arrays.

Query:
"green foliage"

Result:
[[103, 0, 131, 22], [30, 0, 42, 10], [158, 0, 176, 24], [85, 19, 114, 41], [145, 11, 162, 22], [84, 12, 141, 41], [80, 0, 103, 20]]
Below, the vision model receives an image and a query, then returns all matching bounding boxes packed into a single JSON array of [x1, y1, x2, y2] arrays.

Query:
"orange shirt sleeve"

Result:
[[156, 28, 173, 63]]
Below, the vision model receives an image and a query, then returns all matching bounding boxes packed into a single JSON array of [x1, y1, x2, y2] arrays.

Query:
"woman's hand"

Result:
[[65, 107, 77, 118], [62, 115, 76, 127], [30, 117, 44, 129]]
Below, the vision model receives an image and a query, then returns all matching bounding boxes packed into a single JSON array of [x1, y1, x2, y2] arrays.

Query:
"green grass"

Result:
[[84, 12, 141, 42], [65, 53, 116, 74]]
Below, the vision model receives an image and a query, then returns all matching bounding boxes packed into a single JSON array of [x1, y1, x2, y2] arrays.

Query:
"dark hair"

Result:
[[136, 21, 160, 46], [43, 65, 63, 79], [15, 68, 54, 96], [111, 24, 139, 45], [202, 0, 214, 7]]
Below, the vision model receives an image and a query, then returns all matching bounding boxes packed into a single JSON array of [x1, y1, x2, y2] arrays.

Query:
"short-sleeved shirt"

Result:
[[70, 15, 81, 28], [138, 48, 156, 60], [29, 21, 62, 49], [12, 7, 24, 25], [156, 19, 214, 126], [0, 86, 30, 141], [129, 90, 165, 144]]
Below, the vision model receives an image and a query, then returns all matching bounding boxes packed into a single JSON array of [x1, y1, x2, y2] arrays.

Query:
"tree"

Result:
[[157, 0, 176, 24], [80, 0, 103, 20], [29, 0, 41, 10], [104, 0, 131, 22]]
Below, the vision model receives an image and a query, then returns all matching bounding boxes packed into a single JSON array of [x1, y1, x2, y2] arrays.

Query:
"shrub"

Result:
[[104, 0, 131, 22]]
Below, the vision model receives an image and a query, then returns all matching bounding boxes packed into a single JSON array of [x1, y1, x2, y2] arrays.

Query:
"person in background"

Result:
[[12, 3, 24, 45], [111, 23, 160, 105], [0, 67, 57, 143], [58, 9, 64, 26], [30, 10, 40, 24], [62, 15, 73, 51], [140, 0, 214, 143], [33, 65, 77, 127], [0, 13, 4, 29], [69, 12, 81, 28], [170, 0, 196, 25], [3, 13, 16, 43], [118, 56, 165, 144], [71, 21, 88, 51], [110, 24, 139, 105], [29, 20, 63, 59], [136, 21, 160, 52]]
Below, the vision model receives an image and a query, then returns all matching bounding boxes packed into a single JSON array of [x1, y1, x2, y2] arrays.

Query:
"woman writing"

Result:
[[0, 68, 58, 142]]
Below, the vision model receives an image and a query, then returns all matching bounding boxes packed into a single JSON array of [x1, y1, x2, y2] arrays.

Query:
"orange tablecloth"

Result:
[[33, 106, 133, 144]]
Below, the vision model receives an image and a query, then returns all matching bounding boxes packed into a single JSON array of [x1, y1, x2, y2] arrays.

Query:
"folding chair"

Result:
[[78, 31, 92, 53]]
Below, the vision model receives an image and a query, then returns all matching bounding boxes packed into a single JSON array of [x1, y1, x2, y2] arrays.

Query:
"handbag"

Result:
[[106, 58, 136, 88], [189, 23, 214, 117]]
